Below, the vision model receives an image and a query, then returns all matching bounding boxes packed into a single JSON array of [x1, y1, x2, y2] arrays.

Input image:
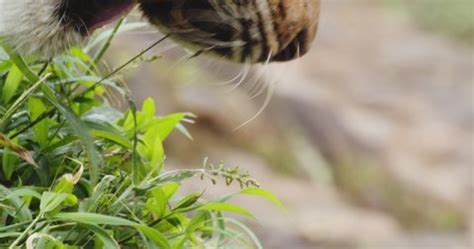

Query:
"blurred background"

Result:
[[106, 0, 473, 248]]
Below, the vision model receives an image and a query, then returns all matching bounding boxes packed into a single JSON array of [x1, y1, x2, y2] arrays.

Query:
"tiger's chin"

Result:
[[139, 0, 320, 64], [0, 0, 135, 58]]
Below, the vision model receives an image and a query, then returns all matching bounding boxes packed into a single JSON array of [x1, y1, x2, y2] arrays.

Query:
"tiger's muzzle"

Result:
[[139, 0, 320, 63]]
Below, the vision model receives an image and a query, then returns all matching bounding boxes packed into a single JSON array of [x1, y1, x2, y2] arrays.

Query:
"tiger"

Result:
[[0, 0, 320, 63]]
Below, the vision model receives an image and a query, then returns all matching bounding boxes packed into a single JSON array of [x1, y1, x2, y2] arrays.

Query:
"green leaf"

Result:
[[58, 104, 103, 186], [54, 212, 136, 226], [53, 212, 171, 249], [1, 69, 48, 125], [138, 126, 165, 167], [161, 182, 180, 200], [216, 211, 226, 245], [0, 232, 21, 239], [1, 44, 41, 86], [186, 210, 210, 233], [86, 175, 116, 212], [145, 188, 167, 218], [142, 97, 156, 120], [135, 224, 170, 249], [0, 185, 32, 221], [80, 224, 119, 249], [239, 188, 285, 210], [40, 192, 77, 214], [155, 113, 186, 141], [198, 203, 255, 219], [1, 188, 42, 201], [28, 98, 49, 147], [173, 193, 202, 211], [2, 64, 23, 104], [2, 147, 18, 180], [90, 129, 131, 148], [0, 61, 12, 74]]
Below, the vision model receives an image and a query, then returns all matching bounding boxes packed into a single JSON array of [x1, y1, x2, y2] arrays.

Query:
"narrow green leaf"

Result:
[[198, 203, 255, 219], [53, 212, 136, 226], [2, 64, 23, 104], [90, 129, 131, 148], [155, 113, 186, 141], [186, 210, 210, 233], [1, 73, 48, 125], [0, 185, 32, 221], [0, 232, 22, 239], [40, 192, 69, 213], [59, 105, 103, 186], [80, 224, 119, 249], [173, 193, 202, 211], [216, 211, 226, 245], [142, 97, 156, 119], [2, 148, 18, 180], [1, 188, 42, 201], [239, 188, 285, 210], [135, 224, 170, 249], [28, 98, 49, 147]]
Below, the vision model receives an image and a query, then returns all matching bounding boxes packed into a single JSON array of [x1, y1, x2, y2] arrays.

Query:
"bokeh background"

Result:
[[106, 1, 473, 248]]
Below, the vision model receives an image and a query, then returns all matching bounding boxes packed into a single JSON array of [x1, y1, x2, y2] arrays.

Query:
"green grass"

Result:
[[0, 20, 281, 248]]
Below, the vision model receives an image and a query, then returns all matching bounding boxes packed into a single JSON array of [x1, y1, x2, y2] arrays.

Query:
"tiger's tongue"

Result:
[[89, 2, 135, 31]]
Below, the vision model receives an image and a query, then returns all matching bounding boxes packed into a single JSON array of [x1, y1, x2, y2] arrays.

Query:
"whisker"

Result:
[[233, 75, 275, 132], [214, 62, 250, 86], [247, 52, 272, 98], [165, 45, 208, 73], [246, 68, 266, 98], [224, 58, 252, 93], [296, 40, 301, 59]]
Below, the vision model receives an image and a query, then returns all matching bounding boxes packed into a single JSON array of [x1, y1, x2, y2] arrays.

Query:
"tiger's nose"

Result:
[[271, 29, 313, 62], [267, 0, 320, 62]]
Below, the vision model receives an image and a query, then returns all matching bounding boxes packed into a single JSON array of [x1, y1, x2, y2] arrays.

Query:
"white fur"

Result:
[[0, 0, 83, 57]]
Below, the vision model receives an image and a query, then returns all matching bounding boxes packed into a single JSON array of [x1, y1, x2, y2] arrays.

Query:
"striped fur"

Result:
[[139, 0, 320, 63], [0, 0, 319, 63]]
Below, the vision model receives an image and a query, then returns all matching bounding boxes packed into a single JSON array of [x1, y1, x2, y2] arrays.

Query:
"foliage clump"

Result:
[[0, 21, 280, 248]]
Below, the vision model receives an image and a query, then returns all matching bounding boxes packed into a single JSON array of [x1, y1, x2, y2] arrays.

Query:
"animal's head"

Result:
[[0, 0, 320, 63], [139, 0, 320, 63]]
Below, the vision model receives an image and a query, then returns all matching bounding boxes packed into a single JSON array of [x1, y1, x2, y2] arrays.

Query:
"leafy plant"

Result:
[[0, 20, 281, 248]]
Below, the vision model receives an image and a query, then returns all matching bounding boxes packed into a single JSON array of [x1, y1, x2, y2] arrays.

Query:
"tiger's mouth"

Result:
[[58, 0, 136, 34], [139, 0, 320, 63]]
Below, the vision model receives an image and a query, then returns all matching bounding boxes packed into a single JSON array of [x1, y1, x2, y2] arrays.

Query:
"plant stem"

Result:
[[9, 213, 43, 248], [73, 35, 170, 100], [93, 17, 125, 64]]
